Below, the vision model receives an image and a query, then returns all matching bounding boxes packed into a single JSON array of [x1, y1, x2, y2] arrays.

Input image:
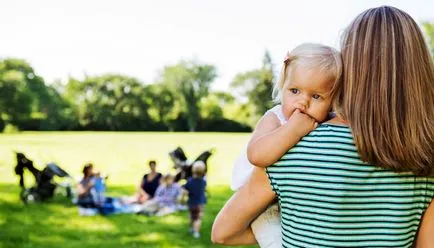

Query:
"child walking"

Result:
[[231, 43, 342, 247], [181, 161, 207, 239]]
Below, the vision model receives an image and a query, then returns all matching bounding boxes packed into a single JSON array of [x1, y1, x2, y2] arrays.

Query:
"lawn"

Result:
[[0, 132, 256, 248]]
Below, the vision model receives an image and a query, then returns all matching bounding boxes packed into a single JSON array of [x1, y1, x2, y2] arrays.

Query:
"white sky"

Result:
[[1, 0, 433, 91]]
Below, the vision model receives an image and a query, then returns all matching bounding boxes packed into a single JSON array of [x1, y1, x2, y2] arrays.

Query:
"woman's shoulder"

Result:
[[309, 116, 352, 135], [323, 115, 349, 127], [308, 122, 353, 137], [317, 122, 351, 131]]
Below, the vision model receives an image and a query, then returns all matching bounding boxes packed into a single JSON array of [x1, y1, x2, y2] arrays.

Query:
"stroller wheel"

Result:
[[21, 189, 40, 204], [21, 190, 35, 204], [20, 189, 28, 203], [26, 194, 36, 203]]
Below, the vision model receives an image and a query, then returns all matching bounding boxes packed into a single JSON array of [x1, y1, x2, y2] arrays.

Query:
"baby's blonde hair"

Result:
[[272, 43, 342, 103]]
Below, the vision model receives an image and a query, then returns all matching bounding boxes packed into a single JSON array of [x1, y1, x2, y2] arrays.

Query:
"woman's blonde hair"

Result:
[[272, 43, 342, 103], [337, 6, 434, 175]]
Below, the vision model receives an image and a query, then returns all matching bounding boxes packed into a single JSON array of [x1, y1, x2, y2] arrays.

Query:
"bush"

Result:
[[0, 119, 4, 131]]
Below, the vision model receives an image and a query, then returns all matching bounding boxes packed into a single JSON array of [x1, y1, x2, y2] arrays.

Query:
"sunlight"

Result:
[[30, 233, 66, 244]]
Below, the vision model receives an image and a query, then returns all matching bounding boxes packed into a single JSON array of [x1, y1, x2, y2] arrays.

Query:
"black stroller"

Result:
[[168, 147, 214, 182], [14, 152, 73, 203]]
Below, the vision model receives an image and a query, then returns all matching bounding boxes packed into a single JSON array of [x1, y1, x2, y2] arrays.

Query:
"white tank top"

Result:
[[230, 105, 287, 190]]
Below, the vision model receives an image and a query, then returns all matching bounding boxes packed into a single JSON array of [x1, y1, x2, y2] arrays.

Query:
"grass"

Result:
[[0, 132, 256, 248]]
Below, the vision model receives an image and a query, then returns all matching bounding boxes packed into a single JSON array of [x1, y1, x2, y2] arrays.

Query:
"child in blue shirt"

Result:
[[182, 161, 207, 239]]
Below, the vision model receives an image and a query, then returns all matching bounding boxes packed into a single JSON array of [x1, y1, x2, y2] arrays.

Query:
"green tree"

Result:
[[200, 94, 224, 120], [231, 51, 275, 125], [41, 83, 79, 130], [146, 84, 176, 130], [422, 22, 434, 57], [0, 63, 33, 127], [0, 58, 57, 129], [64, 74, 152, 130], [159, 60, 217, 131]]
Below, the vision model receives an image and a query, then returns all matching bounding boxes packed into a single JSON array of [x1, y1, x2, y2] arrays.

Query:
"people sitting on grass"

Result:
[[180, 161, 207, 239], [139, 173, 182, 216], [76, 163, 107, 208], [137, 160, 163, 203], [124, 160, 163, 204], [76, 163, 96, 208]]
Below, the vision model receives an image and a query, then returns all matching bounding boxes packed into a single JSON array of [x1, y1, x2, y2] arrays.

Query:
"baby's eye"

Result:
[[290, 88, 299, 94], [312, 94, 321, 100]]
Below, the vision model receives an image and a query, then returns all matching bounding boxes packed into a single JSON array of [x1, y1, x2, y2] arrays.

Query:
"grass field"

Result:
[[0, 132, 257, 248]]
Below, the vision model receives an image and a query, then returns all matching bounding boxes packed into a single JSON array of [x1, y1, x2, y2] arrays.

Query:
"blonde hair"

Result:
[[163, 173, 174, 183], [272, 43, 342, 103], [192, 161, 206, 177], [337, 6, 434, 175]]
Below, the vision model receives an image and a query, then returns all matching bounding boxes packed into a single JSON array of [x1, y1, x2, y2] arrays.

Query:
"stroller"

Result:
[[168, 147, 214, 182], [14, 152, 73, 203]]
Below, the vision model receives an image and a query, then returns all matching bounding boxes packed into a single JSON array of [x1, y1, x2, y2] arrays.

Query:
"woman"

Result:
[[135, 160, 162, 203], [76, 163, 96, 208], [212, 6, 434, 247]]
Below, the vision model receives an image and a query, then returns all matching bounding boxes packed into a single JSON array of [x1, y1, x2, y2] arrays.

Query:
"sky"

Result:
[[1, 0, 433, 91]]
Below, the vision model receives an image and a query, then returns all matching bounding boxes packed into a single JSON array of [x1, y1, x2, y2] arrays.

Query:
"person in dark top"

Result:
[[135, 160, 162, 203], [181, 161, 207, 239], [76, 163, 96, 208]]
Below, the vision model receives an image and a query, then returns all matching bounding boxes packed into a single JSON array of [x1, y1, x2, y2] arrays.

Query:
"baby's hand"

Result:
[[287, 109, 318, 137]]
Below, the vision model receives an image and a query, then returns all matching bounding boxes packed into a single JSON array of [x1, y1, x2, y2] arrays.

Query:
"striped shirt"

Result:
[[266, 123, 434, 248]]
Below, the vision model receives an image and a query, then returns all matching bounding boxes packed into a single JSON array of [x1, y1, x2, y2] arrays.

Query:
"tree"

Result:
[[230, 51, 275, 125], [0, 58, 82, 131], [0, 58, 53, 128], [0, 63, 32, 126], [64, 74, 152, 130], [200, 94, 224, 120], [146, 84, 176, 130], [40, 83, 79, 130], [422, 22, 434, 57], [159, 60, 217, 131]]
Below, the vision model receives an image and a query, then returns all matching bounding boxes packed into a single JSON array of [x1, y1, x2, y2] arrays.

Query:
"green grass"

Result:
[[0, 132, 256, 248]]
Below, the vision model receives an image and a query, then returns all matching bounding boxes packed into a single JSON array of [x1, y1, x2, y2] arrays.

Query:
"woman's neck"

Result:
[[326, 114, 348, 126]]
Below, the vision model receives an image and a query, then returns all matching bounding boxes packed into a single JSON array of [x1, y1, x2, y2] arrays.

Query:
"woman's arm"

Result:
[[136, 180, 150, 200], [247, 109, 317, 167], [137, 179, 147, 194], [77, 180, 94, 197], [415, 199, 434, 247], [211, 167, 276, 245]]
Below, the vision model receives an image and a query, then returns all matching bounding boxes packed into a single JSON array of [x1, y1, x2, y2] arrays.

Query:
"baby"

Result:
[[231, 43, 342, 247]]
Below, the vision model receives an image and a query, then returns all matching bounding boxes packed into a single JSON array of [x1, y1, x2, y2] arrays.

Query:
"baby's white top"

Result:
[[230, 105, 287, 191]]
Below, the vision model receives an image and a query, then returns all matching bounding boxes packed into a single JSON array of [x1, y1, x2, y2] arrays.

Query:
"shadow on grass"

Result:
[[0, 183, 256, 248]]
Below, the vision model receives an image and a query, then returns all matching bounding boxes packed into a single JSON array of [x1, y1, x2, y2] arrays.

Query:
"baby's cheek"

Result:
[[317, 104, 333, 122], [281, 104, 295, 119], [317, 112, 329, 122]]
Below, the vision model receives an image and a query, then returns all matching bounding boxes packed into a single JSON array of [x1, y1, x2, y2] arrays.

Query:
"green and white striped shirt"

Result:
[[266, 123, 434, 248]]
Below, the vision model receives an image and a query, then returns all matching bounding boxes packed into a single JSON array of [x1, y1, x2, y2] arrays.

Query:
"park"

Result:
[[0, 132, 255, 248], [1, 1, 433, 248]]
